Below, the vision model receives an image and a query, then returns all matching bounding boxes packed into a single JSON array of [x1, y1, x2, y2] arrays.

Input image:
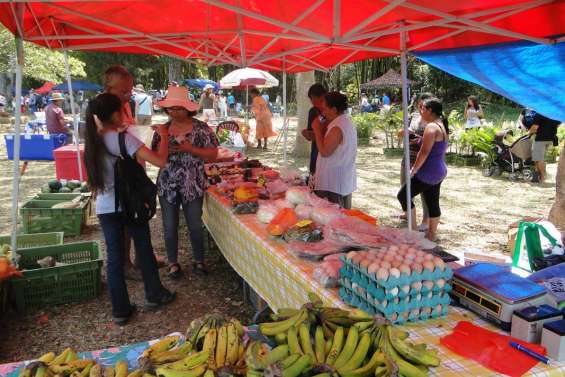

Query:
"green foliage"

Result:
[[217, 128, 230, 144], [374, 107, 404, 149], [352, 112, 379, 141], [0, 27, 85, 85]]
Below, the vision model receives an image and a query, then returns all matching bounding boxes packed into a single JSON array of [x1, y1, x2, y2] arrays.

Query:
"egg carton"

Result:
[[339, 286, 449, 324], [340, 266, 452, 301], [339, 277, 451, 315], [339, 255, 453, 290]]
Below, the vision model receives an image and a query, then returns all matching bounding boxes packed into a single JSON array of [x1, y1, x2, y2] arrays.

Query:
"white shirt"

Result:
[[315, 114, 357, 196], [466, 106, 482, 129], [135, 93, 153, 116]]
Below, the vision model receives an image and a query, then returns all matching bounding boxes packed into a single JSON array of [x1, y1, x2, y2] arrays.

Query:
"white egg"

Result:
[[424, 253, 434, 261], [411, 262, 424, 274], [380, 261, 392, 269], [399, 264, 411, 275], [423, 260, 435, 272], [368, 262, 381, 275], [376, 267, 389, 281], [433, 257, 446, 271], [389, 267, 401, 279], [411, 281, 422, 292], [423, 280, 434, 290]]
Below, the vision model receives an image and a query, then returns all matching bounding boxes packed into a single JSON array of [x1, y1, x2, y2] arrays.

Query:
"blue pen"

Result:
[[509, 341, 550, 365]]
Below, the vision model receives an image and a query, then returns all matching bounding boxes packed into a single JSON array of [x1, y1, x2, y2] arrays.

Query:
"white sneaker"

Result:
[[418, 223, 429, 232]]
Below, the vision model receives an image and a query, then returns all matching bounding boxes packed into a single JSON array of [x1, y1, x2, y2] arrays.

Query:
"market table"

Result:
[[203, 189, 565, 376]]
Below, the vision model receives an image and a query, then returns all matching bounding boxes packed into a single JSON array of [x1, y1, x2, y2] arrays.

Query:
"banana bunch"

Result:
[[153, 351, 210, 377], [245, 341, 314, 377], [138, 336, 194, 370]]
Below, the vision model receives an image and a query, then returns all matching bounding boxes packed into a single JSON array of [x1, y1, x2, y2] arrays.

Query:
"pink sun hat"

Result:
[[158, 86, 199, 112]]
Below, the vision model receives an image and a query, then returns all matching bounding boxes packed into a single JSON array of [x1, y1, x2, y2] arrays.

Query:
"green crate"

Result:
[[0, 232, 64, 249], [20, 200, 88, 236], [32, 194, 93, 225], [10, 241, 102, 313]]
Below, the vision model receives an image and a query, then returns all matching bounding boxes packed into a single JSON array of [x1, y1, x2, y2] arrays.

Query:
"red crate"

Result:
[[54, 144, 87, 181]]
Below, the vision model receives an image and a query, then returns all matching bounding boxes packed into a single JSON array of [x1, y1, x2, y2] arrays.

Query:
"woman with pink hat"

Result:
[[152, 86, 218, 279]]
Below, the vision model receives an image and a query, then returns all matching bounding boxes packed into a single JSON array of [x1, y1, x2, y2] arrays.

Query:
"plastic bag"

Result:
[[266, 208, 298, 236], [283, 221, 323, 243], [313, 254, 345, 288], [273, 199, 294, 210], [286, 186, 310, 206], [256, 202, 279, 224], [513, 221, 564, 272], [232, 201, 259, 214], [440, 321, 545, 377], [287, 239, 350, 260], [266, 180, 289, 196], [306, 192, 340, 209], [311, 206, 343, 225], [342, 209, 377, 225]]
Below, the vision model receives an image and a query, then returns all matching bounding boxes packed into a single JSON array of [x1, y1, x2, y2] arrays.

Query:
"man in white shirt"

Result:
[[134, 84, 153, 125]]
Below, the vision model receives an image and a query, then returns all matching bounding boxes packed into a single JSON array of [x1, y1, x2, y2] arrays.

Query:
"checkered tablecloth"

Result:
[[203, 189, 565, 377]]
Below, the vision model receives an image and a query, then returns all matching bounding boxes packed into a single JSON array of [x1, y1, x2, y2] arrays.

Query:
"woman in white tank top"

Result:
[[311, 91, 357, 209]]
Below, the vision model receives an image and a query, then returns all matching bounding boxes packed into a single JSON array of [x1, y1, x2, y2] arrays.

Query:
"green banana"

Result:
[[279, 354, 300, 369], [154, 366, 206, 377], [333, 325, 359, 369], [336, 332, 371, 373], [287, 326, 303, 355], [348, 309, 373, 321], [259, 310, 307, 336], [393, 358, 429, 377], [274, 332, 287, 345], [314, 326, 326, 364], [277, 308, 301, 318], [282, 354, 312, 377], [164, 352, 209, 371], [298, 323, 316, 359], [322, 323, 334, 339], [311, 374, 330, 377], [352, 321, 374, 332], [307, 292, 323, 307], [338, 351, 385, 377], [324, 338, 333, 356], [386, 326, 440, 367], [262, 345, 289, 367], [325, 326, 344, 366], [203, 370, 214, 377]]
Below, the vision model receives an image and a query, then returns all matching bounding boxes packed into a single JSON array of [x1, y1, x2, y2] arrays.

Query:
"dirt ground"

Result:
[[0, 115, 557, 363]]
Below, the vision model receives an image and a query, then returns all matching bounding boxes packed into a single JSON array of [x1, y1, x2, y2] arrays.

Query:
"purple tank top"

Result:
[[416, 139, 448, 185]]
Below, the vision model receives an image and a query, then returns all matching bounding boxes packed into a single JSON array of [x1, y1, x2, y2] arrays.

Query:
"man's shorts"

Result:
[[532, 140, 552, 161]]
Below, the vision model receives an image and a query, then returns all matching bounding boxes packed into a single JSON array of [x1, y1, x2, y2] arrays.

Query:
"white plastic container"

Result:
[[541, 319, 565, 361]]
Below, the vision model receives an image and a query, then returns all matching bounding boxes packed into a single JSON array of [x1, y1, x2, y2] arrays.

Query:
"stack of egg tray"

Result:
[[338, 255, 453, 324]]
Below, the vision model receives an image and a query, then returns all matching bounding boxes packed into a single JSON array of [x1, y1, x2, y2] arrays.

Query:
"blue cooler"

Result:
[[5, 133, 67, 161]]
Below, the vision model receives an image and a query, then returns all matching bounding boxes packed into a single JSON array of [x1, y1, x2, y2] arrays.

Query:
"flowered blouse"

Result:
[[151, 119, 218, 204]]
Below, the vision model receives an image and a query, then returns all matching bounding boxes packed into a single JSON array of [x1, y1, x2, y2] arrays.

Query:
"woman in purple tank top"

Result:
[[397, 98, 449, 241]]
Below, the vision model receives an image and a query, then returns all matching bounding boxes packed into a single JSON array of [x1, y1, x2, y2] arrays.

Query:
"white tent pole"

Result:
[[10, 35, 24, 265], [63, 49, 83, 182], [400, 30, 412, 232], [282, 60, 288, 165], [245, 85, 249, 126]]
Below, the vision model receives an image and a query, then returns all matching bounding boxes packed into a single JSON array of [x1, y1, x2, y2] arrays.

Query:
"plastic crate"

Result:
[[53, 144, 87, 181], [10, 241, 102, 312], [33, 193, 82, 200], [0, 232, 64, 249], [20, 199, 88, 236], [5, 133, 67, 161]]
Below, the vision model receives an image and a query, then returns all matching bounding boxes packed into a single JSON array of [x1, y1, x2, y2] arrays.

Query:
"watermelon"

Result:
[[59, 187, 72, 193], [72, 187, 82, 193], [48, 180, 62, 191], [80, 183, 89, 193], [67, 180, 81, 189], [41, 184, 51, 193]]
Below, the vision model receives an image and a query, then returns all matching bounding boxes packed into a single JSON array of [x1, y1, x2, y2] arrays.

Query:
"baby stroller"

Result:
[[482, 130, 536, 182]]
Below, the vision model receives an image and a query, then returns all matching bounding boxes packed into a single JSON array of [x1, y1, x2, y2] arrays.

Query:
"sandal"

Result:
[[167, 263, 183, 280], [193, 262, 208, 275]]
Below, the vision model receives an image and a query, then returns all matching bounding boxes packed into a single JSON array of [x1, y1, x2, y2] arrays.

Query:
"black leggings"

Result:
[[397, 176, 443, 218]]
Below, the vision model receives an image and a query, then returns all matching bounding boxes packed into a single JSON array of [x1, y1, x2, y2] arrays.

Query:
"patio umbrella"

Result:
[[185, 79, 219, 91], [52, 80, 102, 92]]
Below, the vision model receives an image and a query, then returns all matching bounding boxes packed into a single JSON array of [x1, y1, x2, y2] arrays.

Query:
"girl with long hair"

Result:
[[397, 97, 449, 241], [465, 95, 484, 129], [85, 93, 175, 325]]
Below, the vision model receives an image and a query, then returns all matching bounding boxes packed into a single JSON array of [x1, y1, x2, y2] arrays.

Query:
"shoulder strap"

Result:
[[138, 96, 148, 106], [118, 132, 128, 159]]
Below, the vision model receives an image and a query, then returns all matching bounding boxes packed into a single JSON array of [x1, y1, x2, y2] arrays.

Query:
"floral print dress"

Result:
[[152, 119, 218, 204]]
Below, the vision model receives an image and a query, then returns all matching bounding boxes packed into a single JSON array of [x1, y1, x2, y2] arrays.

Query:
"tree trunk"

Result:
[[549, 144, 565, 235], [294, 70, 315, 158], [167, 58, 182, 84]]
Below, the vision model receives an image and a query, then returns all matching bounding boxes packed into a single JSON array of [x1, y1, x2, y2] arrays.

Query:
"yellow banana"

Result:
[[348, 309, 373, 321], [386, 326, 440, 367], [150, 350, 187, 364], [279, 354, 300, 369], [34, 366, 47, 377], [89, 364, 102, 377], [225, 323, 239, 366], [277, 308, 301, 318], [314, 326, 325, 364], [325, 326, 344, 366], [298, 323, 315, 359], [203, 371, 214, 377], [274, 332, 287, 345], [333, 325, 359, 369], [104, 366, 115, 377], [262, 345, 289, 368], [49, 349, 72, 366], [165, 351, 209, 371], [142, 374, 155, 377], [215, 325, 228, 368], [203, 329, 218, 370], [65, 350, 79, 363], [324, 338, 332, 356], [230, 318, 244, 337], [114, 361, 128, 377], [286, 326, 302, 355], [352, 321, 374, 332], [322, 323, 334, 339], [394, 358, 429, 377], [38, 353, 56, 364], [50, 361, 94, 375], [336, 332, 371, 373], [79, 364, 93, 377], [238, 344, 245, 362], [143, 336, 181, 358], [155, 366, 206, 377]]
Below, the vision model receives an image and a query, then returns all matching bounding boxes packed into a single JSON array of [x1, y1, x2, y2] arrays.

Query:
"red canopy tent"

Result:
[[1, 0, 564, 252], [34, 81, 56, 95]]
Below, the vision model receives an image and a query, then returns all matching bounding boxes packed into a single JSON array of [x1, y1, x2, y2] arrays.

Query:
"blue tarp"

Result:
[[52, 80, 102, 92], [415, 41, 565, 121], [184, 79, 219, 91]]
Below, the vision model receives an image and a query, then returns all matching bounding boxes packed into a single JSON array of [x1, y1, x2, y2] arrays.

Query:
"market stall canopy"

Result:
[[220, 68, 279, 89], [185, 79, 220, 91], [34, 82, 56, 95], [361, 69, 415, 90], [415, 40, 565, 121], [0, 1, 563, 73], [52, 80, 103, 92]]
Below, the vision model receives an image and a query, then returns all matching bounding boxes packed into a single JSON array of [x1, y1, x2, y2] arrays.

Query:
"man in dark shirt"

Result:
[[526, 111, 561, 182], [301, 84, 328, 176]]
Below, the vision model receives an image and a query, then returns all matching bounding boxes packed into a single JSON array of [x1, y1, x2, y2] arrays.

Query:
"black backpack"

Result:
[[114, 132, 157, 224]]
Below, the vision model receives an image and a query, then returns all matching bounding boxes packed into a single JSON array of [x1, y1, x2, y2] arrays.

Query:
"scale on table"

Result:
[[451, 263, 548, 331]]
